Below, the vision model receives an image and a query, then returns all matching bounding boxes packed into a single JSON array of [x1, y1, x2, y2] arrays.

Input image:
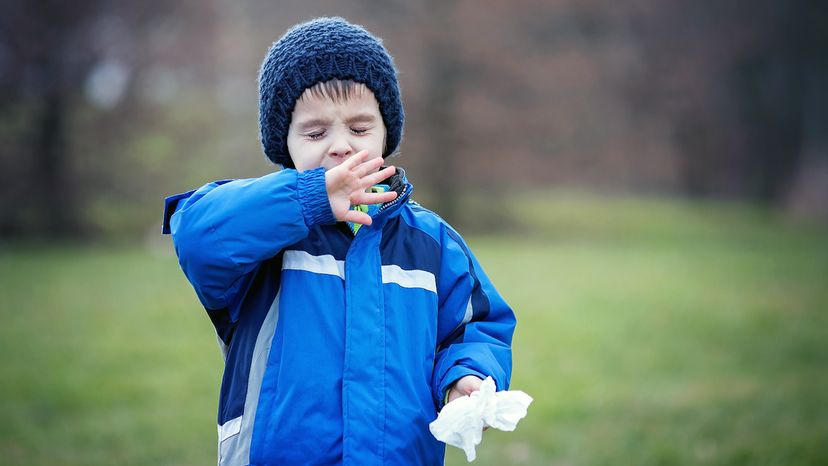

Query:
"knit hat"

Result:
[[258, 17, 404, 168]]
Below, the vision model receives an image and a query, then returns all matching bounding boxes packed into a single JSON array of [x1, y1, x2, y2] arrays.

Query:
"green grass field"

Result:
[[1, 193, 826, 465]]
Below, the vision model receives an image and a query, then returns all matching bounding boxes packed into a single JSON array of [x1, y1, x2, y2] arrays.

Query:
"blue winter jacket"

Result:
[[162, 167, 515, 466]]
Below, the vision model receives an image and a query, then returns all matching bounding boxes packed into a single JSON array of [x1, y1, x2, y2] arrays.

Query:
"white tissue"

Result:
[[429, 376, 533, 462]]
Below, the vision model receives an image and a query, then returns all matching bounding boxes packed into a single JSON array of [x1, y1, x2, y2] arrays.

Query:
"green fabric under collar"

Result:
[[347, 184, 390, 235]]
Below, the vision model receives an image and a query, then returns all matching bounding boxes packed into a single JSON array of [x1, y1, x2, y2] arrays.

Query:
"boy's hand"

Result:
[[447, 375, 489, 431], [447, 375, 484, 403], [325, 150, 397, 226]]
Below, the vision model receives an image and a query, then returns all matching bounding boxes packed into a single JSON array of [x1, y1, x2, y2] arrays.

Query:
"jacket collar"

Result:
[[374, 166, 413, 222]]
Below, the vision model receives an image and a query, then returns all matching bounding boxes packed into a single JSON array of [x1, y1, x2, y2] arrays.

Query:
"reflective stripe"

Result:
[[283, 250, 344, 278], [381, 265, 437, 293], [462, 297, 474, 325], [218, 292, 282, 466], [218, 416, 242, 442], [215, 333, 229, 361], [283, 250, 436, 293]]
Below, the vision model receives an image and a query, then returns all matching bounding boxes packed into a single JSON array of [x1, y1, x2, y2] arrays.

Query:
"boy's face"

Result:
[[287, 84, 386, 172]]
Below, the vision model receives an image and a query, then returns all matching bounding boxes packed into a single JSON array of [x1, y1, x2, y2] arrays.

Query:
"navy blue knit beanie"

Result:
[[258, 17, 404, 168]]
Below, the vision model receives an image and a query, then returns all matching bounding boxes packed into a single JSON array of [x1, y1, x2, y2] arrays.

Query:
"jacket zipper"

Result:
[[376, 184, 412, 215]]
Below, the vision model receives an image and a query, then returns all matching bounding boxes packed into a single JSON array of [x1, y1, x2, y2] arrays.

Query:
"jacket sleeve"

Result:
[[431, 225, 516, 408], [164, 167, 335, 320]]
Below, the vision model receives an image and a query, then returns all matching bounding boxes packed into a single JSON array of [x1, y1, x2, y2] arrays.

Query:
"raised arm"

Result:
[[164, 151, 396, 320], [167, 167, 330, 316]]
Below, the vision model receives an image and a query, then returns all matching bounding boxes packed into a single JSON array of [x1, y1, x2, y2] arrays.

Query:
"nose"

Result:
[[328, 131, 353, 160]]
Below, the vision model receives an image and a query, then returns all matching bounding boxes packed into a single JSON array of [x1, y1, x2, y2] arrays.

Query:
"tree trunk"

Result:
[[422, 0, 461, 224]]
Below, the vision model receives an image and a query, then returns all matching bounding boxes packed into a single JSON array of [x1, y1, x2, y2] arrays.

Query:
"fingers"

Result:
[[341, 190, 396, 225], [341, 149, 371, 170], [342, 209, 373, 226], [337, 149, 392, 179], [455, 375, 483, 396], [351, 189, 397, 206], [328, 151, 398, 227], [362, 165, 396, 187], [353, 154, 386, 179]]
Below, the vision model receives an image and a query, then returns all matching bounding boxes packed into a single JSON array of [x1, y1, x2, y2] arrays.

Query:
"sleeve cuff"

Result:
[[298, 167, 336, 227]]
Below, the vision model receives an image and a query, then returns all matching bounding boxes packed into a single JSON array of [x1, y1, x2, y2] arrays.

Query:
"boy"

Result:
[[162, 17, 515, 466]]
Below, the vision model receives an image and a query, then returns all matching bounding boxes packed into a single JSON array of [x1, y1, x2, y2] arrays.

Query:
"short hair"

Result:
[[301, 78, 366, 103]]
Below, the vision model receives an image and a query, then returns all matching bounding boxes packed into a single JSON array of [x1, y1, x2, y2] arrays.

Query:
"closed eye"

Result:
[[306, 130, 326, 140]]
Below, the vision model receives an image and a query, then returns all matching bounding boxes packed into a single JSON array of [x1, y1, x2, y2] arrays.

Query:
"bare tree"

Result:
[[0, 0, 100, 236]]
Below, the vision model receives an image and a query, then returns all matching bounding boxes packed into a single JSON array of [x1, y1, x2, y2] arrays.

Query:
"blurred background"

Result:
[[1, 0, 826, 464]]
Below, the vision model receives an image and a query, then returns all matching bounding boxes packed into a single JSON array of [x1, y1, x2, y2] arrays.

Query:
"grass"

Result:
[[1, 192, 826, 465]]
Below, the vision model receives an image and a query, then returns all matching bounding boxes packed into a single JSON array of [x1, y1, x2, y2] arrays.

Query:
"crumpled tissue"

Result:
[[429, 376, 533, 462]]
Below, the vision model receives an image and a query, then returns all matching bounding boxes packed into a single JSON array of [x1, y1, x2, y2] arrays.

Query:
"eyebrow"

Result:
[[295, 113, 377, 132], [295, 118, 333, 131], [345, 113, 377, 125]]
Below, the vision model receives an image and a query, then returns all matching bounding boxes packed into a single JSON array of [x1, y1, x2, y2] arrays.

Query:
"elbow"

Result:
[[170, 210, 229, 286], [170, 209, 207, 266]]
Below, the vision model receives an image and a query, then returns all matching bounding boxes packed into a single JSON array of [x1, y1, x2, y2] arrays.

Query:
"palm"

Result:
[[325, 151, 397, 225]]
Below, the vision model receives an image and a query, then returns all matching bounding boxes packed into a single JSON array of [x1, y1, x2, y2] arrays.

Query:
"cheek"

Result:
[[363, 132, 386, 156], [296, 157, 323, 172], [287, 140, 321, 172], [293, 159, 313, 172]]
